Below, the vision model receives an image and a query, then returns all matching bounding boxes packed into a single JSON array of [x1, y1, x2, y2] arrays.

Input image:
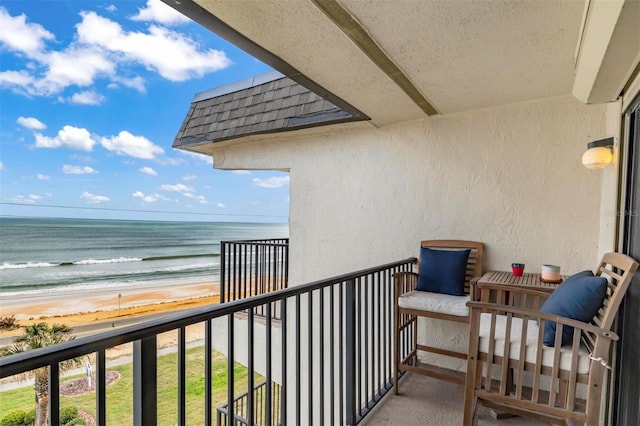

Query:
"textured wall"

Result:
[[211, 95, 608, 369], [214, 95, 607, 281], [214, 97, 606, 369]]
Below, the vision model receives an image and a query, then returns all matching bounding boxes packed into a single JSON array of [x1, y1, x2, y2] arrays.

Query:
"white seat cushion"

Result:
[[478, 313, 591, 375], [398, 291, 470, 317]]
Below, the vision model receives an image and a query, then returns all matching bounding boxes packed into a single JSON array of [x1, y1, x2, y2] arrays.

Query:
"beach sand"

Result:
[[0, 281, 222, 356]]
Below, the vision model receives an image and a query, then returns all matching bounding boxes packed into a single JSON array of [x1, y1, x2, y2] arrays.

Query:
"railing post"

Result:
[[220, 241, 226, 303], [133, 336, 157, 426], [345, 279, 357, 426]]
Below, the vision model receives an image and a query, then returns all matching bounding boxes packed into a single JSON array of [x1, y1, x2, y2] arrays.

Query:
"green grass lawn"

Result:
[[0, 346, 263, 425]]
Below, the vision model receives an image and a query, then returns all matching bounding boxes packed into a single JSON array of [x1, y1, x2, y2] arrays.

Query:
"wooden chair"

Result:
[[463, 252, 639, 426], [394, 240, 484, 390]]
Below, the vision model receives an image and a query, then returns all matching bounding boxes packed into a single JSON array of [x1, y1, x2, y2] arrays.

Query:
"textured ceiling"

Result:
[[187, 0, 586, 127]]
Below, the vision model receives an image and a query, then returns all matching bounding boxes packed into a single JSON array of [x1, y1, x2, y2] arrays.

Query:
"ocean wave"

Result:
[[0, 261, 58, 270], [0, 253, 220, 270], [142, 253, 219, 261], [74, 257, 143, 265]]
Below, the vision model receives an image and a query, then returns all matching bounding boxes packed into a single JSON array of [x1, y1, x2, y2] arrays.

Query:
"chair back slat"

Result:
[[420, 240, 484, 295], [593, 253, 639, 331]]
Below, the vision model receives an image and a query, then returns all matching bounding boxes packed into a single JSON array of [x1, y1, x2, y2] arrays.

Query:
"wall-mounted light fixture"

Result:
[[581, 137, 614, 170]]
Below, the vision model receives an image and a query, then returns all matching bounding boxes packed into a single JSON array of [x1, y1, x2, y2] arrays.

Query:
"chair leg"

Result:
[[463, 359, 479, 425]]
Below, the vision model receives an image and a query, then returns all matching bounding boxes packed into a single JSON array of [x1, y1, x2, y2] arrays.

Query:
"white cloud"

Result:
[[159, 183, 193, 193], [0, 161, 5, 171], [37, 174, 50, 180], [179, 150, 212, 165], [139, 166, 158, 176], [130, 0, 190, 26], [0, 70, 35, 91], [252, 176, 290, 188], [34, 125, 95, 151], [10, 194, 41, 204], [77, 11, 231, 82], [110, 75, 146, 93], [0, 8, 228, 99], [105, 5, 117, 13], [62, 165, 98, 175], [0, 7, 54, 56], [217, 203, 226, 208], [232, 170, 251, 175], [69, 90, 105, 105], [100, 131, 164, 159], [82, 191, 109, 203], [133, 191, 158, 203], [17, 116, 46, 130], [182, 174, 196, 181]]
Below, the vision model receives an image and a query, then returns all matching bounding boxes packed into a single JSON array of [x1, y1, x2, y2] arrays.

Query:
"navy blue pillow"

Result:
[[539, 270, 607, 346], [416, 247, 471, 296]]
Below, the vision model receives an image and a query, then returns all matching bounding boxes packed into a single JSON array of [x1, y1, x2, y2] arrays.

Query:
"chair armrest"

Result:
[[394, 272, 418, 298], [466, 301, 619, 341]]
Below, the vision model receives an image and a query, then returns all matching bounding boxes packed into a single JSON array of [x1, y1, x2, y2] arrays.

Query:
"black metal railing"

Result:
[[216, 380, 281, 426], [0, 257, 416, 426], [220, 239, 289, 306]]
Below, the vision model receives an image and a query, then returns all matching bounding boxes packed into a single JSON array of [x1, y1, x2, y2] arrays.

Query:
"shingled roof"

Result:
[[173, 71, 365, 149]]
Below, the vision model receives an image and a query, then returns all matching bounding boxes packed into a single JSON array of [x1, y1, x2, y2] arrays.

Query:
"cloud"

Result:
[[133, 190, 159, 203], [82, 191, 109, 203], [159, 183, 193, 193], [100, 131, 164, 159], [105, 5, 117, 13], [34, 125, 95, 151], [183, 193, 207, 204], [37, 174, 50, 180], [182, 174, 196, 181], [252, 176, 290, 188], [217, 202, 226, 208], [0, 7, 54, 56], [77, 11, 231, 82], [10, 194, 41, 204], [232, 170, 251, 175], [139, 166, 158, 176], [130, 0, 190, 26], [62, 165, 98, 174], [69, 90, 105, 105], [0, 8, 229, 98], [0, 161, 5, 171], [17, 116, 46, 130]]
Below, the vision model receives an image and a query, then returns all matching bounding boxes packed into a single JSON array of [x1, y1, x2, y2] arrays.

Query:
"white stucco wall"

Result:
[[208, 94, 611, 403], [212, 95, 608, 283]]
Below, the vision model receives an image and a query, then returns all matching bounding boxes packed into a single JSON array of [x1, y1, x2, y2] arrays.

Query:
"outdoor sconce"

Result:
[[581, 137, 614, 170]]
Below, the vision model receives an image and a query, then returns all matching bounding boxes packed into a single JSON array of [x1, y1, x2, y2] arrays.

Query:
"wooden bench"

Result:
[[394, 240, 484, 390], [463, 252, 639, 425]]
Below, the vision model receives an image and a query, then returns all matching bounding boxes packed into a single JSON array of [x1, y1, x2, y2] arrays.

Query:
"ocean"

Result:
[[0, 217, 288, 296]]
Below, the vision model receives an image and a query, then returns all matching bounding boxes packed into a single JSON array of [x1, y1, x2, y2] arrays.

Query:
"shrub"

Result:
[[23, 409, 35, 426], [64, 419, 86, 426], [0, 409, 26, 426], [0, 315, 17, 330], [59, 406, 78, 424]]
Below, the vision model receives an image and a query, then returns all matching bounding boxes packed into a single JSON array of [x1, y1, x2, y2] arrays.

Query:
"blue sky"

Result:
[[0, 0, 290, 223]]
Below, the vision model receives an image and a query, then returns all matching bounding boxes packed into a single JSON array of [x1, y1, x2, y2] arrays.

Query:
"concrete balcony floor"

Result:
[[364, 374, 549, 426]]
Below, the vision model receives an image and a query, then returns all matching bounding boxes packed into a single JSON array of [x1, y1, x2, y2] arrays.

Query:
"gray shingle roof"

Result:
[[172, 71, 364, 149]]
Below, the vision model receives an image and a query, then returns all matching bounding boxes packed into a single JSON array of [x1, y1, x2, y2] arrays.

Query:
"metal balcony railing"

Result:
[[216, 381, 281, 426], [0, 257, 416, 426], [220, 239, 289, 316]]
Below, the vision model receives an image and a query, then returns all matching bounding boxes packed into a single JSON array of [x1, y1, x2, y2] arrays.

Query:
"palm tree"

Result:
[[2, 323, 80, 426]]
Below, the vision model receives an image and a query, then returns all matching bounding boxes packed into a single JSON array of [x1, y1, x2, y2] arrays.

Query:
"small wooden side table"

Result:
[[474, 271, 565, 303]]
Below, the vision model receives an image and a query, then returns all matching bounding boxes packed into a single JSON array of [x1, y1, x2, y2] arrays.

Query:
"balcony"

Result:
[[0, 245, 548, 425]]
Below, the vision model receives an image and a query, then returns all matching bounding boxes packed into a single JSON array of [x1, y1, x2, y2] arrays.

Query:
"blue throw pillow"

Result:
[[416, 247, 471, 296], [539, 270, 607, 346]]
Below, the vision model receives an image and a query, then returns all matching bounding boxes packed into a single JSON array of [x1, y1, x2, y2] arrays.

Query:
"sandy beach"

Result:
[[0, 280, 222, 344]]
